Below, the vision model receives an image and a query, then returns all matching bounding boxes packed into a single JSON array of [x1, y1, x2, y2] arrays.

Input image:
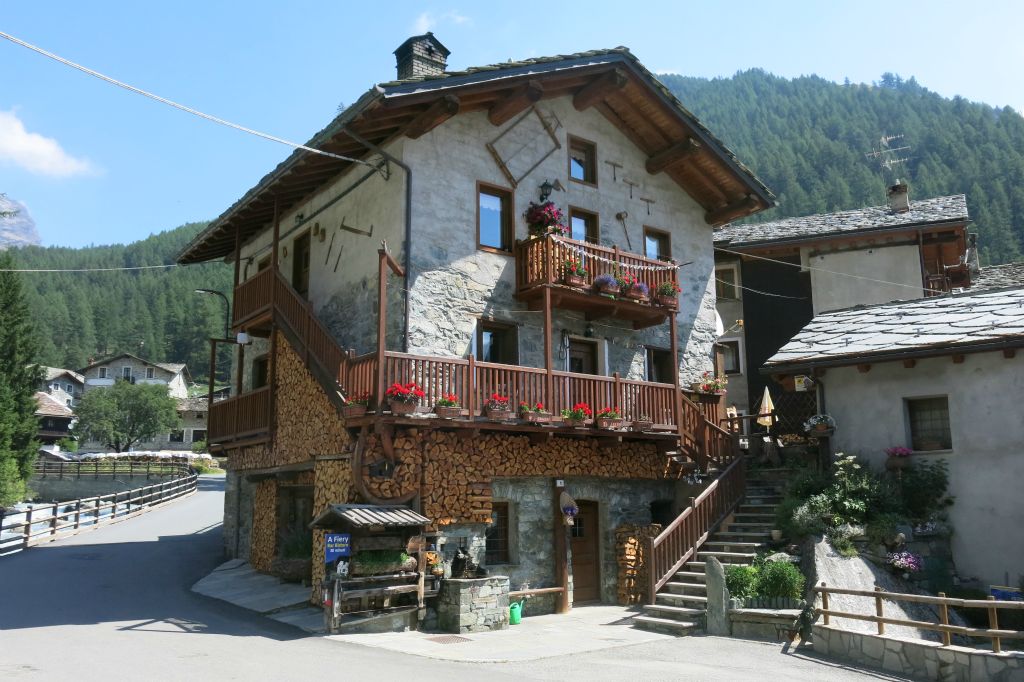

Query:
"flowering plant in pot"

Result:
[[884, 445, 913, 470], [593, 273, 619, 297], [384, 382, 425, 415], [560, 402, 592, 426], [886, 550, 923, 578], [342, 391, 371, 418], [694, 371, 727, 394], [802, 414, 836, 434], [562, 503, 579, 526], [562, 258, 588, 287], [434, 393, 463, 419], [632, 413, 653, 432], [617, 273, 649, 301], [654, 280, 681, 308], [524, 201, 566, 238], [484, 393, 512, 421], [595, 407, 623, 430], [518, 401, 550, 423]]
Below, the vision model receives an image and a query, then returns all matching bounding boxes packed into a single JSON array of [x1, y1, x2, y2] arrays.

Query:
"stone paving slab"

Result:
[[327, 605, 676, 662], [191, 560, 310, 614], [269, 606, 327, 634]]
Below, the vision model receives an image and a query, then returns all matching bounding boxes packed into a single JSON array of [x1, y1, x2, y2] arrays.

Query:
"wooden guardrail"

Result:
[[33, 460, 191, 479], [0, 471, 198, 556], [815, 583, 1024, 653]]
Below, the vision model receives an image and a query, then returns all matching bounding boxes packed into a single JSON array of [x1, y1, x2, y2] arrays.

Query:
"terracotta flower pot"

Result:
[[563, 274, 586, 288], [520, 412, 549, 423], [696, 392, 723, 404], [341, 404, 367, 419], [596, 282, 619, 297], [389, 401, 418, 416], [655, 294, 678, 309], [486, 408, 512, 422], [563, 417, 587, 428], [623, 287, 648, 302], [632, 420, 653, 432], [596, 417, 622, 430], [434, 405, 462, 419]]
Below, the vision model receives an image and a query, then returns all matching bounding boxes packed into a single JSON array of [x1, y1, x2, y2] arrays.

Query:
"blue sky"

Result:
[[2, 1, 1021, 248]]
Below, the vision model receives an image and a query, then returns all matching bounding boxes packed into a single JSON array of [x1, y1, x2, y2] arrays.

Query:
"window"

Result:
[[569, 208, 599, 244], [257, 255, 271, 272], [169, 430, 185, 443], [643, 228, 671, 261], [252, 355, 270, 389], [146, 367, 155, 379], [646, 347, 675, 384], [122, 366, 132, 380], [485, 501, 511, 564], [477, 183, 513, 252], [192, 429, 207, 443], [568, 136, 597, 185], [476, 321, 518, 365], [907, 397, 952, 451], [718, 339, 743, 375], [570, 510, 586, 538], [715, 265, 740, 300], [65, 383, 73, 393], [98, 367, 108, 379]]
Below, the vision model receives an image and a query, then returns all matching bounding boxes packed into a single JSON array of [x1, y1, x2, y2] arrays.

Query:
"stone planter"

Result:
[[563, 274, 586, 288], [341, 404, 367, 419], [623, 287, 649, 303], [434, 405, 463, 419], [486, 408, 512, 422], [595, 417, 623, 430], [389, 401, 418, 416], [655, 294, 678, 309], [632, 419, 653, 432]]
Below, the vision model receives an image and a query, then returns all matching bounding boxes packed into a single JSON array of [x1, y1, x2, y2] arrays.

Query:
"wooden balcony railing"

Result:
[[209, 386, 271, 444], [233, 267, 274, 327], [515, 235, 676, 294], [646, 455, 746, 604]]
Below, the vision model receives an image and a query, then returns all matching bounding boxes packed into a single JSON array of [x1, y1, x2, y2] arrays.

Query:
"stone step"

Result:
[[697, 550, 757, 562], [704, 541, 765, 552], [732, 512, 776, 519], [662, 581, 707, 595], [714, 531, 772, 539], [745, 487, 784, 495], [675, 570, 706, 582], [632, 615, 700, 635], [682, 561, 706, 571], [644, 603, 706, 618], [657, 592, 708, 606], [726, 521, 774, 529], [738, 503, 780, 510]]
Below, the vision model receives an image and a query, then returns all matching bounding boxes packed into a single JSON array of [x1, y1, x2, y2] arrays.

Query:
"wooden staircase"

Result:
[[633, 474, 787, 635]]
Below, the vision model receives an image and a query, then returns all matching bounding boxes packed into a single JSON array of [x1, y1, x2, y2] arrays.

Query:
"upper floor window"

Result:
[[646, 347, 675, 384], [906, 396, 952, 451], [122, 366, 132, 380], [568, 136, 597, 185], [716, 265, 740, 300], [718, 339, 743, 375], [476, 320, 518, 365], [252, 355, 270, 390], [478, 183, 513, 253], [644, 228, 671, 261], [569, 208, 599, 244], [257, 255, 271, 272], [146, 367, 155, 379], [65, 383, 73, 393], [98, 367, 108, 379]]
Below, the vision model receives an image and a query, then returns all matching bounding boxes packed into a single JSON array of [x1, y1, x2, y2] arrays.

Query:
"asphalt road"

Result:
[[0, 476, 909, 681]]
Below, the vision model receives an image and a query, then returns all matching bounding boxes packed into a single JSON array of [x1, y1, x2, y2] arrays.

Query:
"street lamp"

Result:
[[194, 289, 230, 340]]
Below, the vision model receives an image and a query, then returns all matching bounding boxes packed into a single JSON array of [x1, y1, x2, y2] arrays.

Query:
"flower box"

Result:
[[623, 287, 648, 302], [632, 419, 653, 432], [596, 417, 623, 430], [655, 294, 678, 309], [695, 392, 723, 404], [341, 404, 367, 419], [486, 408, 512, 422], [595, 281, 618, 297], [563, 273, 587, 288], [435, 405, 463, 419], [563, 417, 587, 428], [520, 411, 550, 423], [389, 401, 418, 416]]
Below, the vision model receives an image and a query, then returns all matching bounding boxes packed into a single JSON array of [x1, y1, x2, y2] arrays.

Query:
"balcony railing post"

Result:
[[467, 355, 476, 417], [613, 372, 622, 414]]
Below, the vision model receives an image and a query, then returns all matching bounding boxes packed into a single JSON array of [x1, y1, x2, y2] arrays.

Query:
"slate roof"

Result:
[[765, 287, 1024, 370], [79, 353, 187, 378], [310, 504, 431, 529], [42, 366, 84, 384], [176, 397, 209, 413], [715, 195, 968, 247], [973, 262, 1024, 290], [34, 392, 75, 418]]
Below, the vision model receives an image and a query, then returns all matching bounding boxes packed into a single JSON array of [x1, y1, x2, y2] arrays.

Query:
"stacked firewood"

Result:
[[250, 479, 278, 572], [310, 458, 356, 603], [615, 523, 662, 605], [361, 432, 422, 500]]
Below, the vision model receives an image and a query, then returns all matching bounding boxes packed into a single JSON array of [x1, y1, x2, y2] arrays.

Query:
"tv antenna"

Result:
[[865, 133, 912, 182]]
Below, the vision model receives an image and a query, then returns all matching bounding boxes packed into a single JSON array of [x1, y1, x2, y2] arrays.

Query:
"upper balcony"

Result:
[[515, 236, 678, 329]]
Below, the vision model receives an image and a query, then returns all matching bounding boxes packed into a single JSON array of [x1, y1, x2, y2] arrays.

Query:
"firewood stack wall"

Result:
[[310, 458, 356, 602], [250, 479, 278, 572]]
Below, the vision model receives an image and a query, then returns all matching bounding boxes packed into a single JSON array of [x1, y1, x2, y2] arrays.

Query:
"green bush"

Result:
[[725, 564, 758, 599], [866, 512, 907, 546], [755, 560, 805, 599], [900, 459, 953, 522]]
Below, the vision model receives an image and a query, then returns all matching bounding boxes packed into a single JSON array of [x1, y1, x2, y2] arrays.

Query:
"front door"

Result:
[[568, 339, 598, 375], [292, 232, 311, 299], [570, 500, 600, 602]]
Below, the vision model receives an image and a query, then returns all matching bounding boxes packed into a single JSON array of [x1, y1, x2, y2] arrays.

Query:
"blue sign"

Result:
[[325, 533, 351, 562]]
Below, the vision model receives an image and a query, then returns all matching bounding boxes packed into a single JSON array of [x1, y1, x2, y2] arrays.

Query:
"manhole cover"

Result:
[[425, 635, 472, 645]]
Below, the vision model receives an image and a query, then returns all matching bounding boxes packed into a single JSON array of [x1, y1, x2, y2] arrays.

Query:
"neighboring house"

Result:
[[39, 366, 84, 408], [763, 286, 1024, 588], [178, 36, 772, 609], [34, 391, 75, 445], [713, 187, 973, 424], [972, 261, 1024, 290], [79, 353, 191, 399]]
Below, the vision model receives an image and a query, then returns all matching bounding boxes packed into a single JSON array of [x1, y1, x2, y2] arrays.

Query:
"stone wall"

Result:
[[615, 523, 662, 605], [813, 623, 1024, 681], [250, 479, 277, 572], [437, 576, 510, 633]]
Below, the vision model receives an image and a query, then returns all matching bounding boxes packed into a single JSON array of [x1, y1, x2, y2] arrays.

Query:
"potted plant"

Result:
[[384, 382, 425, 415], [560, 402, 592, 427], [885, 445, 913, 470], [803, 414, 836, 436], [425, 550, 445, 577], [524, 201, 567, 238], [484, 393, 512, 421], [562, 503, 579, 526], [693, 371, 727, 395], [562, 258, 588, 288], [518, 401, 550, 423], [593, 273, 619, 297], [654, 280, 681, 309], [595, 407, 623, 430], [434, 393, 463, 419], [342, 391, 371, 418], [618, 273, 649, 302], [632, 413, 653, 432], [886, 551, 923, 579]]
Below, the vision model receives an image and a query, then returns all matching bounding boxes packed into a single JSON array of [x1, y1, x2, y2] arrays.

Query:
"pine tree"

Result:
[[0, 251, 43, 505]]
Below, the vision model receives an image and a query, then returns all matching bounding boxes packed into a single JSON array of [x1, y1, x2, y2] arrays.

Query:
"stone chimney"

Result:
[[394, 33, 450, 80], [887, 182, 910, 213]]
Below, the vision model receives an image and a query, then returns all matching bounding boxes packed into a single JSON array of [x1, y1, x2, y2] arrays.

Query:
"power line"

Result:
[[714, 246, 946, 295], [0, 30, 375, 169], [716, 277, 806, 300], [0, 264, 178, 273]]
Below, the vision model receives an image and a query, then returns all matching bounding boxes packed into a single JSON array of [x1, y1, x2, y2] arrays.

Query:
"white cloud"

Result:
[[411, 10, 472, 34], [412, 12, 434, 33], [0, 110, 93, 178]]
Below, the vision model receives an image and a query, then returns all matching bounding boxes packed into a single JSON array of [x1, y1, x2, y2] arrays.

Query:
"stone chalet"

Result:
[[764, 286, 1024, 587], [34, 391, 75, 445], [79, 353, 191, 399], [178, 35, 779, 627], [39, 366, 84, 408]]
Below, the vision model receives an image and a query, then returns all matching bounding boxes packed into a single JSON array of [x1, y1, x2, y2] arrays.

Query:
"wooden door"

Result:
[[568, 339, 598, 375], [570, 500, 600, 602], [292, 232, 311, 299]]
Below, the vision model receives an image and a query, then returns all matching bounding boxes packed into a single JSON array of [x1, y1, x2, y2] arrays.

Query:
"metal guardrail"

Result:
[[0, 471, 198, 556]]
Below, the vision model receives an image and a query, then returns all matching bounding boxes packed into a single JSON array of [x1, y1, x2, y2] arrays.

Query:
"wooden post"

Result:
[[613, 372, 622, 413], [938, 592, 951, 646], [74, 501, 81, 530], [988, 595, 1001, 653], [50, 504, 58, 538], [543, 287, 553, 411], [376, 248, 389, 407], [875, 586, 885, 635], [23, 506, 32, 548], [467, 355, 477, 417], [94, 497, 100, 525], [820, 583, 830, 625], [554, 479, 569, 614]]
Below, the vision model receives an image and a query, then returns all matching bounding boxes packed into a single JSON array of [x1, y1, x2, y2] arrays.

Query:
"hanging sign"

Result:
[[325, 533, 351, 564], [794, 375, 813, 392]]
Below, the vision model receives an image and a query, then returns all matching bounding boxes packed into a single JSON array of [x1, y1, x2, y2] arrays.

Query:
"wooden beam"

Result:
[[705, 195, 760, 226], [573, 68, 629, 111], [903, 359, 917, 369], [645, 138, 702, 175], [404, 95, 460, 139], [553, 479, 570, 613], [857, 364, 871, 373], [1004, 348, 1017, 359], [488, 80, 543, 126]]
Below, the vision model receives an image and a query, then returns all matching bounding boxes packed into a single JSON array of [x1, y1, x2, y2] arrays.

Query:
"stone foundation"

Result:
[[437, 576, 510, 633]]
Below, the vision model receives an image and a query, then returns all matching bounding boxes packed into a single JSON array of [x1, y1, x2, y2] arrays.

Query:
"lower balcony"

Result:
[[208, 386, 271, 447]]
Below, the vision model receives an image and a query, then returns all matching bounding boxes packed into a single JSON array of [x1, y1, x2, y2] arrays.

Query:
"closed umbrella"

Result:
[[756, 386, 775, 428]]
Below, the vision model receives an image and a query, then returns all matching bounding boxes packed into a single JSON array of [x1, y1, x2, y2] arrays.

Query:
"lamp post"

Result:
[[194, 289, 230, 340]]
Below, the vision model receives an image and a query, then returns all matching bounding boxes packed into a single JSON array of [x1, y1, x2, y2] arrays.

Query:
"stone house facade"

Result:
[[180, 38, 772, 612], [39, 367, 84, 408]]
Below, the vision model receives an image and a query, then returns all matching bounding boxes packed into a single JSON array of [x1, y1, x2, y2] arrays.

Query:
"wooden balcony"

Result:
[[515, 236, 677, 329], [209, 386, 271, 447]]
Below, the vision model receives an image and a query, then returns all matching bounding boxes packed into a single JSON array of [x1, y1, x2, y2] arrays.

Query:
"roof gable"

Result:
[[79, 353, 187, 380]]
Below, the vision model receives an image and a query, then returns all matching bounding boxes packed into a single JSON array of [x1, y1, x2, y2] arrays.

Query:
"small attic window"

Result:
[[568, 136, 597, 185]]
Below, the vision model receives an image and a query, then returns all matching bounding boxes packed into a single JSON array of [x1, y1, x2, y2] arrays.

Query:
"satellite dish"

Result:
[[714, 310, 726, 337]]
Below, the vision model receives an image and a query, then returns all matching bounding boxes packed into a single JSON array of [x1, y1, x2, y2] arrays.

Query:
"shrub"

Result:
[[900, 459, 953, 522], [866, 512, 907, 546], [755, 560, 805, 599], [725, 564, 758, 599]]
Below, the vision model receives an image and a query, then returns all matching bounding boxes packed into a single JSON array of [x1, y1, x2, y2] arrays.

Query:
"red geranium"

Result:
[[385, 382, 425, 404]]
